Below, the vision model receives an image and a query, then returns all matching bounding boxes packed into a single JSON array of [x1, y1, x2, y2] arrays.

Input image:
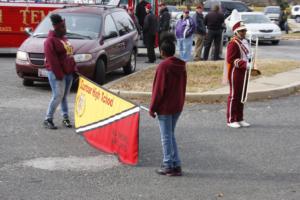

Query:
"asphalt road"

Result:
[[1, 40, 300, 200]]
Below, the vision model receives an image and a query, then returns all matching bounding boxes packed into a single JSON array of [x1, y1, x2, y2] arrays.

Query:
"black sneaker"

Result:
[[172, 166, 183, 176], [43, 119, 57, 129], [62, 118, 72, 128], [155, 167, 174, 176]]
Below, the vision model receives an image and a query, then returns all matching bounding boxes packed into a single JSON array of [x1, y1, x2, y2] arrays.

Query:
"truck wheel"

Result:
[[94, 59, 106, 85], [23, 79, 33, 86], [123, 50, 136, 75]]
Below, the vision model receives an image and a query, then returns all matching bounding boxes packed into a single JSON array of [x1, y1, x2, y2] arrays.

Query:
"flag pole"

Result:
[[140, 105, 149, 112]]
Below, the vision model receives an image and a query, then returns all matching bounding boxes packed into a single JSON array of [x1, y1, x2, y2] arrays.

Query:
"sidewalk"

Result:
[[109, 68, 300, 103]]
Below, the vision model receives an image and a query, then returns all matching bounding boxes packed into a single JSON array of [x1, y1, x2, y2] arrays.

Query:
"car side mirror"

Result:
[[24, 27, 33, 36], [103, 31, 118, 40]]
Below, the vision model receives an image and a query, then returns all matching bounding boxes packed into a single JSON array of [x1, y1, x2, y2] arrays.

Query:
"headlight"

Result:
[[274, 27, 281, 33], [74, 54, 92, 63], [16, 51, 29, 61]]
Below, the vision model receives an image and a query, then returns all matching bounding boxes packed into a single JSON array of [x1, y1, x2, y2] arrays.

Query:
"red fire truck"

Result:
[[0, 0, 158, 53], [0, 1, 72, 53]]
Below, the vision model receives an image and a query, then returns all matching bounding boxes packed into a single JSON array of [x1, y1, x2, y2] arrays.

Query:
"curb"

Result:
[[110, 81, 300, 103]]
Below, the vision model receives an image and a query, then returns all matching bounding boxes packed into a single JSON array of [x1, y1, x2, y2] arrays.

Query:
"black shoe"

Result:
[[62, 118, 72, 128], [43, 119, 57, 129], [155, 167, 174, 176], [173, 166, 183, 176]]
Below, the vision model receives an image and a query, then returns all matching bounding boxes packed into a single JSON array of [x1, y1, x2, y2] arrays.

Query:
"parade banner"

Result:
[[75, 76, 140, 165]]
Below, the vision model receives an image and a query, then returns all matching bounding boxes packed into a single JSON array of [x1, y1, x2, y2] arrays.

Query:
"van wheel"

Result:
[[272, 40, 279, 45], [23, 79, 34, 86], [94, 59, 106, 85], [123, 50, 136, 75]]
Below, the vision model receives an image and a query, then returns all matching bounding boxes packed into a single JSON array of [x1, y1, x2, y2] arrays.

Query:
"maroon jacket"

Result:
[[44, 30, 76, 80], [150, 56, 187, 115], [226, 36, 248, 71]]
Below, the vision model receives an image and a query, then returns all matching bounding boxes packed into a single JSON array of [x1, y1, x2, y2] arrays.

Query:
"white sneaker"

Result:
[[239, 121, 250, 127], [227, 122, 241, 128]]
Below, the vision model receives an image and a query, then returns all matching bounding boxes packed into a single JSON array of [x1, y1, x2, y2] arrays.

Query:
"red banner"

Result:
[[83, 112, 139, 165]]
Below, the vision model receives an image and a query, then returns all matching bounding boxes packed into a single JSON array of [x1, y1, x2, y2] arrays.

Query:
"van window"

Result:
[[111, 11, 135, 36], [34, 13, 102, 39], [104, 14, 119, 38]]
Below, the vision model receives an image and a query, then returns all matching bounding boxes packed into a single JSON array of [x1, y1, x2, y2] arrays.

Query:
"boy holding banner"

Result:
[[149, 33, 187, 176]]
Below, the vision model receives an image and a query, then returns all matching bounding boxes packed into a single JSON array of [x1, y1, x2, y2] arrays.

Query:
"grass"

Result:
[[107, 59, 300, 93], [282, 32, 300, 40]]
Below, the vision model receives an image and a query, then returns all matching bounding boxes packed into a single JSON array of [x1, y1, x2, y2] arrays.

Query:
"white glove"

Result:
[[247, 53, 253, 63], [247, 63, 252, 70]]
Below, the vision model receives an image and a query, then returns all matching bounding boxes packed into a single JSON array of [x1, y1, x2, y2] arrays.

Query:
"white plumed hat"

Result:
[[229, 9, 247, 33]]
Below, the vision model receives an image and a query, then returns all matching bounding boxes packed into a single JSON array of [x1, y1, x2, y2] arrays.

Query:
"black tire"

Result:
[[94, 59, 106, 85], [23, 79, 34, 86], [272, 40, 280, 45], [123, 50, 136, 75]]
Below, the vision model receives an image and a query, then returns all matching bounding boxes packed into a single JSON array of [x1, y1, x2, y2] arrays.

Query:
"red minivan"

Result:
[[16, 5, 138, 86]]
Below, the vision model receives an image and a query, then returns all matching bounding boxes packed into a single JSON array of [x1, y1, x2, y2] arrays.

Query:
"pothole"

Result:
[[22, 155, 120, 172]]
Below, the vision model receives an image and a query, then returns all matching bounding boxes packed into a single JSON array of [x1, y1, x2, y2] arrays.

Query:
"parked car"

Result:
[[264, 6, 280, 24], [203, 0, 252, 18], [167, 5, 181, 19], [15, 5, 138, 86], [225, 12, 282, 45], [291, 5, 300, 23]]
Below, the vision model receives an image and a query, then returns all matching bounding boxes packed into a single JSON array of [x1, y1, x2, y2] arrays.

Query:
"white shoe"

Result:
[[239, 121, 250, 127], [227, 122, 241, 128]]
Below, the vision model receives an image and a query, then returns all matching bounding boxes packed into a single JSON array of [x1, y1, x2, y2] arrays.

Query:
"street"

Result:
[[0, 40, 300, 200]]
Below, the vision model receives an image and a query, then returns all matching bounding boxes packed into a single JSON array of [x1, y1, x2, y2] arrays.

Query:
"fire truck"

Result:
[[0, 0, 158, 53], [0, 1, 71, 53]]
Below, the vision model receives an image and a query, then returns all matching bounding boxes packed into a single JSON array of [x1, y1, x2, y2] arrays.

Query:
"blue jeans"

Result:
[[157, 113, 181, 168], [46, 71, 73, 120], [177, 36, 193, 62]]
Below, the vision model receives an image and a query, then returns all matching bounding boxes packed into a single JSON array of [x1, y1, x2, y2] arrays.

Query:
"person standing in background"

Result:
[[135, 0, 148, 29], [158, 2, 171, 46], [175, 9, 195, 62], [203, 5, 224, 61], [143, 3, 158, 63], [128, 6, 141, 35], [43, 14, 76, 129], [279, 7, 288, 33], [193, 4, 206, 61]]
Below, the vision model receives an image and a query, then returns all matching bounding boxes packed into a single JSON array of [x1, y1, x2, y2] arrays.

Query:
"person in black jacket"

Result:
[[203, 5, 224, 61], [135, 0, 148, 29], [158, 3, 171, 47], [143, 3, 158, 63], [128, 6, 141, 35], [193, 4, 206, 61]]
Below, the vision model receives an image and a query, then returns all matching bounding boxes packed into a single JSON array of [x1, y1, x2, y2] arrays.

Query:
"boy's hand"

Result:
[[149, 111, 156, 118]]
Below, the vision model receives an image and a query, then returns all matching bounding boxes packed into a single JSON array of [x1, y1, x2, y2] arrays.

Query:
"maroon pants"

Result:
[[227, 67, 247, 123]]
